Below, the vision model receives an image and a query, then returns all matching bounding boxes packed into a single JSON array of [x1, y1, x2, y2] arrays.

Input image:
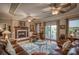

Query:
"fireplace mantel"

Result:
[[14, 26, 28, 40]]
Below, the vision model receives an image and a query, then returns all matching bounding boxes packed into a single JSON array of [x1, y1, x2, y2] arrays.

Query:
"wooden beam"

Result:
[[9, 3, 20, 14]]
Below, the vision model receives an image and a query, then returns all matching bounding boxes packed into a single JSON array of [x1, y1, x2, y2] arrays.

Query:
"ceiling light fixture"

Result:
[[51, 7, 62, 15], [28, 19, 31, 22], [27, 15, 39, 22]]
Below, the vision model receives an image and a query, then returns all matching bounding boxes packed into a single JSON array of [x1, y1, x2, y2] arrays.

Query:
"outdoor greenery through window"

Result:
[[68, 19, 79, 38]]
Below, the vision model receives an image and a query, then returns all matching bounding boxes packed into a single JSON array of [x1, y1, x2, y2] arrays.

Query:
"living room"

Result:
[[0, 3, 79, 55]]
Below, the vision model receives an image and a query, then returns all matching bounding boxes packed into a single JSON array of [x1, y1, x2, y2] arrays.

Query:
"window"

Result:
[[68, 19, 79, 38], [45, 22, 57, 40], [45, 25, 51, 39], [51, 25, 57, 40], [36, 24, 40, 33]]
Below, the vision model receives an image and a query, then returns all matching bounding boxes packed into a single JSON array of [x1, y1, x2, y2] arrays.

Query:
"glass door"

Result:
[[50, 25, 57, 40], [45, 22, 57, 40], [45, 25, 51, 39]]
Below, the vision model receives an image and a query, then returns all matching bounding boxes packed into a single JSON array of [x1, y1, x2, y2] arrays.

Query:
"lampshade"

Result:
[[2, 30, 11, 35], [0, 27, 3, 31]]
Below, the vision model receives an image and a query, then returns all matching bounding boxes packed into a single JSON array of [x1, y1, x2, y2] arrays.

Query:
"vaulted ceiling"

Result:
[[0, 3, 79, 22]]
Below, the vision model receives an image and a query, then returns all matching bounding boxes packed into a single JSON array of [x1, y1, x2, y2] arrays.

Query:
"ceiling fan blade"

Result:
[[60, 3, 77, 13], [60, 10, 66, 13], [49, 3, 57, 7], [42, 7, 51, 12], [59, 3, 71, 8]]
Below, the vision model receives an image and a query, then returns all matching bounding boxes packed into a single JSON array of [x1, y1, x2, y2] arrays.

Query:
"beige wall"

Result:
[[11, 20, 31, 40], [58, 19, 67, 38], [59, 19, 67, 35], [0, 19, 12, 25]]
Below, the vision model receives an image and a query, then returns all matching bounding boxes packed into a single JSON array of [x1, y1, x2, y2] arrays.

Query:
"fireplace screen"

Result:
[[17, 30, 27, 39], [15, 27, 28, 40]]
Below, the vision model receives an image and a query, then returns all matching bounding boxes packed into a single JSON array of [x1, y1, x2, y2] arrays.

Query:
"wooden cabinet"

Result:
[[30, 22, 45, 40], [39, 22, 45, 40]]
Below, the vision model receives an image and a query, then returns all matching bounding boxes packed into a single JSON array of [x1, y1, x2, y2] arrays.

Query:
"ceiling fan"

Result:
[[42, 3, 77, 15]]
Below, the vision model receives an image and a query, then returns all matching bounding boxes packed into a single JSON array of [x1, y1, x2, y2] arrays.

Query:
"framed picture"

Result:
[[19, 21, 26, 27], [60, 25, 65, 29]]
